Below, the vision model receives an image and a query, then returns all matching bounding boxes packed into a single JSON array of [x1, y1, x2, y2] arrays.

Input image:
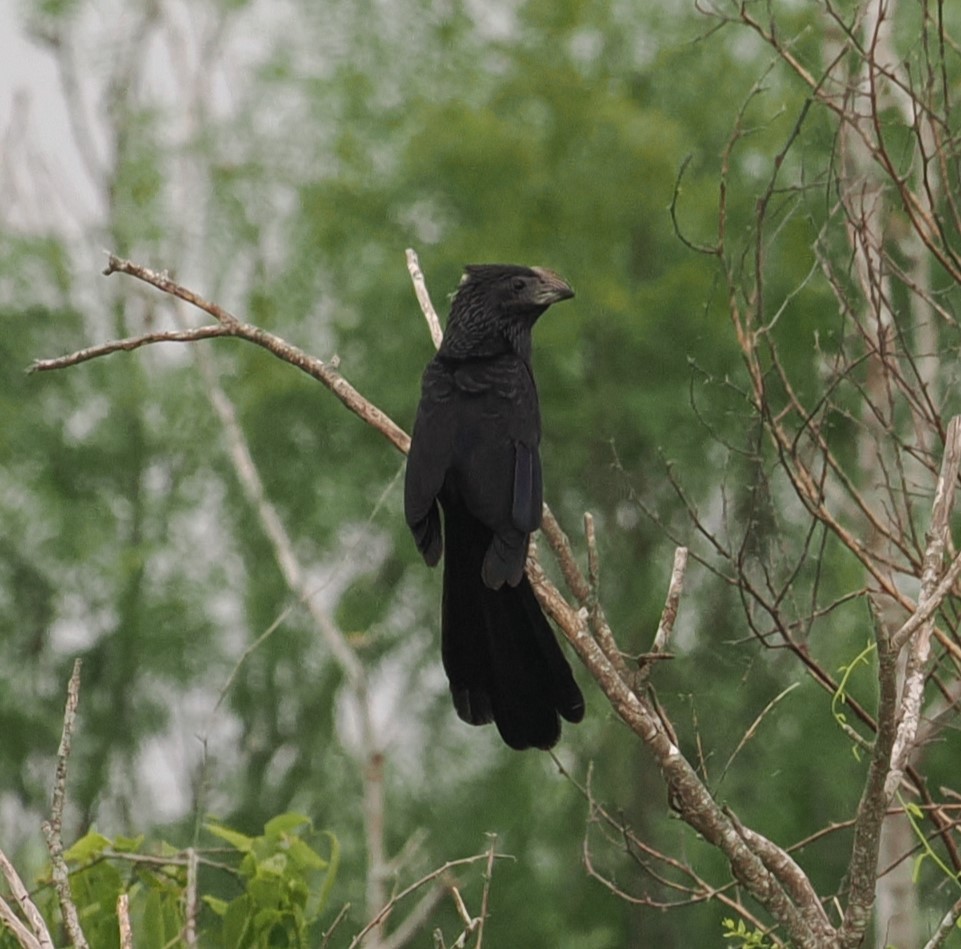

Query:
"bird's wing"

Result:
[[511, 439, 542, 534], [448, 357, 542, 588], [404, 360, 455, 566], [506, 359, 543, 534]]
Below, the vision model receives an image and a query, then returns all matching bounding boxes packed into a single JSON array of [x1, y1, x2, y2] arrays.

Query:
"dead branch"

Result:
[[31, 254, 410, 456], [347, 852, 506, 949], [40, 659, 88, 949], [636, 545, 687, 686], [116, 893, 132, 949], [405, 248, 443, 348], [0, 849, 54, 949], [183, 847, 198, 947], [474, 835, 498, 949], [922, 894, 961, 949]]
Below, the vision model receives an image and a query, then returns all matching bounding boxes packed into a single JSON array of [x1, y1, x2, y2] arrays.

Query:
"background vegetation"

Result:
[[1, 0, 959, 945]]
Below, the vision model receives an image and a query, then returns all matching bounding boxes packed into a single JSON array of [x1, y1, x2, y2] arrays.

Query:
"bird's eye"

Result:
[[511, 277, 526, 292]]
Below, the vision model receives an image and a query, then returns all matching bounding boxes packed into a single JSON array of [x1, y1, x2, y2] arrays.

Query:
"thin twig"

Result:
[[636, 546, 688, 686], [183, 847, 198, 947], [475, 835, 498, 949], [347, 853, 508, 949], [922, 893, 961, 949], [654, 546, 688, 652], [539, 506, 591, 603], [585, 513, 601, 592], [380, 886, 447, 949], [41, 659, 88, 949], [581, 513, 629, 679], [29, 325, 227, 371], [117, 894, 132, 949], [716, 682, 800, 789], [33, 254, 411, 455], [445, 884, 480, 949], [406, 248, 443, 349], [559, 758, 780, 942], [449, 886, 473, 929], [319, 903, 351, 948]]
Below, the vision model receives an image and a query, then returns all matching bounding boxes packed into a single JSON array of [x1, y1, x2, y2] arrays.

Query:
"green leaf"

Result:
[[112, 834, 145, 853], [912, 852, 928, 884], [255, 852, 288, 878], [248, 871, 285, 907], [284, 837, 327, 871], [223, 895, 253, 949], [64, 830, 111, 863], [205, 820, 255, 853], [141, 888, 168, 949], [203, 894, 229, 917], [313, 832, 340, 916], [264, 812, 312, 837]]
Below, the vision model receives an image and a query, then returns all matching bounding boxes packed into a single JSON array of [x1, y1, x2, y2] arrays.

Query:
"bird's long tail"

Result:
[[440, 503, 584, 750]]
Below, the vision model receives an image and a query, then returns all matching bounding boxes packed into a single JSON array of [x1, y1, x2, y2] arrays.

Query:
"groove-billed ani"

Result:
[[405, 264, 585, 750]]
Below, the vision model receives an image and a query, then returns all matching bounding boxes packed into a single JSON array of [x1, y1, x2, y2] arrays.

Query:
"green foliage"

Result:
[[832, 641, 878, 759], [900, 797, 961, 892], [204, 813, 339, 948], [4, 0, 961, 945], [722, 917, 782, 948], [0, 816, 339, 949]]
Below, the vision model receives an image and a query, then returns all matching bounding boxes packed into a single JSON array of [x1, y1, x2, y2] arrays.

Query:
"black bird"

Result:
[[405, 264, 585, 750]]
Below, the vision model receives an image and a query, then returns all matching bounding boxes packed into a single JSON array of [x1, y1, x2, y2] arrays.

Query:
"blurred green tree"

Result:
[[2, 0, 960, 946]]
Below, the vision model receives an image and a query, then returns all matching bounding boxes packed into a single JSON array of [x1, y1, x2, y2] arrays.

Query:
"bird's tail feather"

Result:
[[441, 506, 584, 750]]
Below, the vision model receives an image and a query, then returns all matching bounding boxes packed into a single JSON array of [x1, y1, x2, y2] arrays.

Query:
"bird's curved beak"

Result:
[[530, 268, 575, 304]]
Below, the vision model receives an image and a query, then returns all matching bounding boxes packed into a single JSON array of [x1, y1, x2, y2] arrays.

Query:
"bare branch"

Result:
[[191, 339, 368, 689], [320, 903, 352, 948], [0, 892, 44, 949], [716, 683, 800, 788], [538, 506, 591, 604], [29, 325, 227, 372], [448, 886, 476, 932], [33, 254, 410, 455], [0, 849, 54, 949], [654, 545, 688, 651], [183, 848, 198, 947], [41, 659, 88, 949], [379, 886, 447, 949], [922, 894, 961, 949], [890, 418, 961, 653], [887, 415, 961, 788], [727, 810, 834, 938], [116, 894, 132, 949], [406, 248, 443, 348], [347, 852, 507, 949], [637, 545, 688, 685], [475, 835, 498, 949]]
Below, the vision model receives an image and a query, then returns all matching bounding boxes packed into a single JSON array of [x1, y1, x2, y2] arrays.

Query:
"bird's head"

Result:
[[440, 264, 574, 361]]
